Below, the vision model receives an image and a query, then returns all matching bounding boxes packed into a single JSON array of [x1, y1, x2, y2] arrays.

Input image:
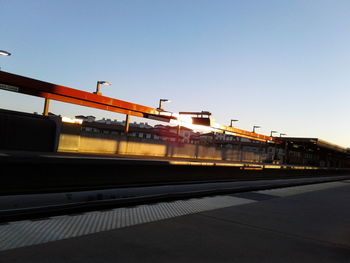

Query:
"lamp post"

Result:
[[230, 119, 238, 127], [253, 125, 261, 133], [95, 81, 112, 96], [0, 50, 11, 71], [280, 133, 286, 137], [157, 99, 171, 111], [270, 130, 278, 137]]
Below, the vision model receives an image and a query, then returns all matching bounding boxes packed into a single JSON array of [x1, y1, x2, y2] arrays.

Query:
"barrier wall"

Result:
[[0, 109, 60, 152], [0, 111, 271, 163], [57, 123, 265, 162]]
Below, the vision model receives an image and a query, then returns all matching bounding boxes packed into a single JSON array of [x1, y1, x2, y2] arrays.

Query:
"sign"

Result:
[[0, 84, 19, 92]]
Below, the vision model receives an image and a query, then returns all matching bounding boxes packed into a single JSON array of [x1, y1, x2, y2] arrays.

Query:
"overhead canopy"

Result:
[[0, 71, 273, 142], [278, 137, 347, 153]]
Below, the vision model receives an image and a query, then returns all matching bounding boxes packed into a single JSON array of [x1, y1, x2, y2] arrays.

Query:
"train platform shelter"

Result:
[[277, 137, 349, 167]]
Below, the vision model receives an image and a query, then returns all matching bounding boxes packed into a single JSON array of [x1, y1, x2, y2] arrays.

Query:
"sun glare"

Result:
[[171, 113, 218, 133]]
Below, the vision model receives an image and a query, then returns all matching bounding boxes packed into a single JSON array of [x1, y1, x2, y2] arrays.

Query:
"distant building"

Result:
[[154, 125, 197, 143], [79, 118, 185, 142], [75, 115, 96, 122]]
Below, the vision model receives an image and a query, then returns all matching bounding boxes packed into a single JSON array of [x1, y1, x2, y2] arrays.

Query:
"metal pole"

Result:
[[95, 82, 101, 95], [273, 142, 277, 163], [124, 114, 130, 135], [230, 119, 238, 127], [284, 141, 289, 165], [239, 141, 243, 162], [177, 125, 181, 142], [43, 98, 50, 116], [258, 142, 262, 163]]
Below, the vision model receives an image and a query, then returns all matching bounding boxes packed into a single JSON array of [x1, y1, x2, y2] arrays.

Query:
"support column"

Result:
[[258, 142, 262, 163], [284, 141, 289, 165], [212, 132, 216, 145], [124, 114, 130, 135], [43, 98, 50, 116], [177, 125, 181, 142], [273, 142, 277, 163], [239, 142, 243, 162]]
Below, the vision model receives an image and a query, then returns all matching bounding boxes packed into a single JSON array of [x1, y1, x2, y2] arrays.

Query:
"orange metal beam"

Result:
[[226, 126, 272, 142], [0, 71, 174, 120], [217, 123, 272, 142]]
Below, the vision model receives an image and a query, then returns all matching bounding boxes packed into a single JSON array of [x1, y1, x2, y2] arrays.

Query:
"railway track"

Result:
[[1, 175, 349, 223]]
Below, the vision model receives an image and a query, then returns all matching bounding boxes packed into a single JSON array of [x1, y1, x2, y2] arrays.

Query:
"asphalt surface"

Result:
[[1, 181, 350, 262]]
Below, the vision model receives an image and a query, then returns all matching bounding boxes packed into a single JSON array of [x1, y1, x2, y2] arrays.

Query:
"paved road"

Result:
[[1, 180, 350, 262]]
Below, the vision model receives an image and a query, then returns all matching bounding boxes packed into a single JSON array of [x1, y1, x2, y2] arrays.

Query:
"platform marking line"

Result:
[[231, 192, 278, 201], [340, 180, 350, 183], [0, 195, 254, 251], [256, 181, 347, 197]]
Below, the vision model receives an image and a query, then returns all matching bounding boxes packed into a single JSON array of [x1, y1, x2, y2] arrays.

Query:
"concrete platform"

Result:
[[1, 181, 350, 262]]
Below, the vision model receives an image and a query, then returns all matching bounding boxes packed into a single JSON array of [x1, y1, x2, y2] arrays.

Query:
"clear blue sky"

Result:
[[1, 0, 349, 147]]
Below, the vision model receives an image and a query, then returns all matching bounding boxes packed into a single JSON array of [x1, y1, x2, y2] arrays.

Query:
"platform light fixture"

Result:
[[0, 50, 11, 71], [95, 81, 112, 95], [0, 50, 11, 56], [270, 130, 278, 137], [158, 99, 171, 111], [253, 125, 261, 133], [230, 119, 238, 127]]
